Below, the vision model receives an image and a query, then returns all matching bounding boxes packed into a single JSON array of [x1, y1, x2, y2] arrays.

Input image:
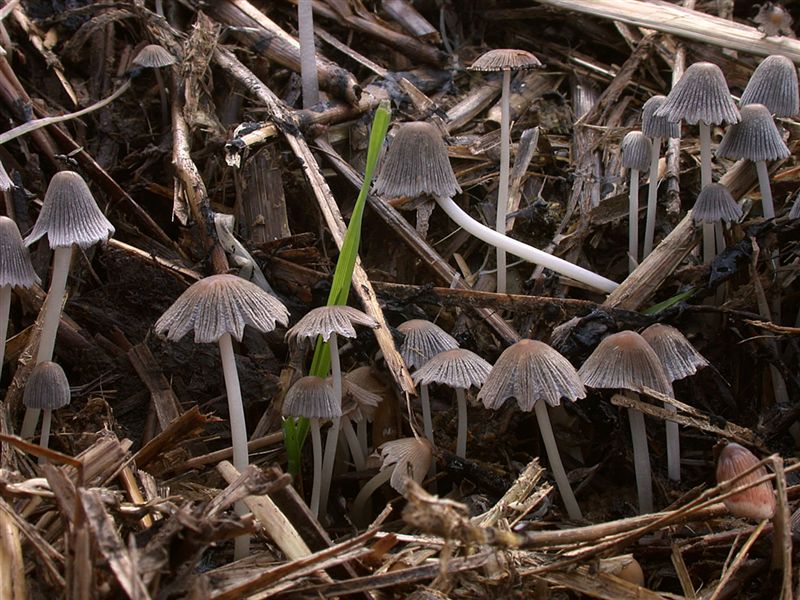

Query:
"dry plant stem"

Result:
[[0, 286, 9, 381], [298, 0, 319, 108], [708, 519, 767, 600], [341, 419, 365, 470], [496, 69, 511, 293], [755, 161, 774, 218], [700, 122, 712, 189], [628, 169, 639, 273], [319, 333, 342, 516], [0, 506, 26, 599], [310, 418, 322, 517], [533, 399, 582, 520], [352, 464, 394, 526], [627, 396, 654, 513], [714, 223, 725, 257], [421, 383, 434, 446], [455, 388, 467, 459], [665, 404, 680, 482], [643, 138, 662, 257]]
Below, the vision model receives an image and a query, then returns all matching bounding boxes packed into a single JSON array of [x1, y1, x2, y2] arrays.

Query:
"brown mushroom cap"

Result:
[[468, 48, 543, 72], [655, 62, 740, 125], [716, 103, 790, 162], [716, 442, 776, 521], [379, 436, 433, 493], [412, 348, 491, 390], [642, 95, 680, 140], [154, 274, 290, 344], [132, 44, 177, 69], [640, 324, 709, 382], [692, 183, 742, 225], [342, 374, 382, 421], [397, 319, 459, 369], [282, 375, 340, 419], [740, 55, 799, 118], [286, 305, 379, 344], [23, 361, 70, 410], [621, 131, 652, 172], [0, 216, 40, 289]]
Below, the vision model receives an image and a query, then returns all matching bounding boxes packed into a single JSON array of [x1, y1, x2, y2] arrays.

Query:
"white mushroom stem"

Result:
[[628, 169, 640, 274], [298, 0, 319, 108], [643, 137, 662, 258], [319, 333, 342, 515], [455, 388, 467, 459], [699, 121, 712, 189], [702, 222, 716, 265], [352, 464, 395, 527], [357, 419, 368, 457], [434, 196, 618, 294], [0, 285, 10, 381], [421, 383, 434, 446], [341, 418, 366, 470], [310, 417, 322, 517], [153, 69, 170, 125], [496, 69, 512, 294], [218, 332, 250, 559], [664, 404, 680, 482], [38, 409, 53, 463], [626, 397, 654, 514], [714, 223, 726, 257], [755, 161, 775, 219], [533, 400, 582, 520]]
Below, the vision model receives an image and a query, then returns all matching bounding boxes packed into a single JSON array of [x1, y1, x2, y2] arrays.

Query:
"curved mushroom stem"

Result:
[[643, 137, 662, 258], [298, 0, 320, 108], [455, 388, 467, 459], [626, 395, 653, 513], [421, 383, 434, 446], [496, 69, 512, 294], [357, 419, 369, 457], [341, 418, 366, 471], [310, 417, 322, 517], [434, 196, 619, 294], [664, 404, 680, 482], [533, 400, 582, 520], [39, 409, 53, 462], [0, 285, 10, 381], [755, 161, 774, 219], [702, 222, 716, 265], [319, 333, 342, 516], [699, 121, 712, 189], [628, 169, 640, 273], [352, 464, 395, 528]]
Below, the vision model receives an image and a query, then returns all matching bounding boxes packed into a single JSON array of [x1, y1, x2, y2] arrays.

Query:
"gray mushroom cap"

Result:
[[655, 62, 740, 125], [0, 216, 40, 288], [282, 375, 340, 419], [621, 131, 652, 172], [640, 323, 709, 382], [25, 171, 115, 249], [716, 104, 790, 162], [397, 319, 459, 369], [132, 44, 176, 69], [286, 305, 379, 344], [23, 361, 70, 410], [154, 273, 290, 344], [412, 348, 491, 390], [468, 48, 543, 71], [740, 55, 799, 118], [379, 436, 433, 494], [642, 95, 680, 139], [692, 183, 743, 224]]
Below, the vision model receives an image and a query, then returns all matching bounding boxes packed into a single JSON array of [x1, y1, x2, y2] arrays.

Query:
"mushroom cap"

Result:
[[655, 62, 740, 125], [642, 95, 680, 140], [412, 348, 491, 390], [0, 160, 12, 191], [468, 48, 543, 72], [790, 192, 800, 220], [621, 131, 652, 172], [23, 361, 70, 410], [373, 122, 461, 200], [692, 183, 742, 225], [283, 376, 340, 419], [342, 374, 382, 422], [286, 305, 379, 344], [716, 442, 776, 521], [154, 274, 290, 344], [342, 366, 389, 422], [397, 319, 459, 369], [716, 103, 790, 162], [640, 323, 709, 382], [25, 171, 115, 249], [379, 436, 433, 494], [740, 55, 799, 118], [478, 339, 586, 411], [0, 216, 40, 289], [132, 44, 176, 69], [578, 330, 673, 397]]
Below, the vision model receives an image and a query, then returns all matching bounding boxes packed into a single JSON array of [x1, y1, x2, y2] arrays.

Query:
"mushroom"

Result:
[[620, 131, 652, 273], [692, 183, 742, 264], [0, 160, 12, 191], [411, 348, 491, 459], [479, 339, 586, 520], [468, 49, 544, 293], [23, 361, 69, 458], [155, 273, 289, 558], [740, 55, 799, 118], [578, 331, 673, 514], [716, 103, 789, 219], [0, 216, 39, 381], [298, 0, 319, 108], [715, 441, 775, 521], [21, 171, 114, 440], [343, 366, 389, 457], [340, 375, 382, 471], [131, 44, 176, 125]]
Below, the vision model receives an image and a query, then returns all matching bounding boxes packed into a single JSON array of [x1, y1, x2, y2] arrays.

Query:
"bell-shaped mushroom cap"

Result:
[[642, 95, 680, 140], [154, 274, 290, 344], [0, 160, 12, 191], [716, 103, 790, 162], [397, 319, 459, 369], [283, 376, 340, 419], [373, 122, 461, 200], [23, 361, 70, 410], [740, 55, 799, 118], [478, 339, 586, 411], [286, 305, 379, 344], [621, 131, 652, 172], [655, 62, 740, 125], [342, 374, 382, 421], [379, 436, 433, 493], [412, 348, 491, 390], [692, 183, 743, 225], [132, 44, 176, 69], [343, 366, 389, 422], [716, 442, 776, 521], [578, 330, 673, 397], [468, 48, 543, 71], [790, 192, 800, 219], [25, 171, 115, 249], [640, 323, 709, 382], [0, 216, 40, 289]]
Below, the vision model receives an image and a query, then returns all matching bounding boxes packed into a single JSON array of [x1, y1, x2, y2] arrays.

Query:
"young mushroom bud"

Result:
[[715, 441, 776, 521], [621, 131, 652, 273], [23, 361, 70, 458], [692, 183, 742, 264], [740, 55, 799, 118]]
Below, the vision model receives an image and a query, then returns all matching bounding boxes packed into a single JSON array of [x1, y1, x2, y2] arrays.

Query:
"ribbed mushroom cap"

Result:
[[397, 319, 459, 369], [716, 442, 776, 521], [621, 131, 652, 172], [412, 348, 491, 390], [655, 62, 740, 125], [154, 274, 290, 344], [282, 376, 340, 419], [25, 171, 115, 249], [373, 122, 461, 200], [379, 436, 433, 493], [0, 160, 12, 191], [642, 95, 680, 139], [578, 330, 673, 397], [286, 305, 379, 344], [692, 183, 743, 224], [468, 48, 543, 72], [132, 44, 176, 69], [342, 374, 382, 422], [716, 103, 790, 162], [790, 193, 800, 219], [23, 361, 70, 410], [478, 339, 586, 411], [641, 323, 709, 382], [740, 55, 799, 117], [0, 216, 40, 289], [343, 366, 389, 422]]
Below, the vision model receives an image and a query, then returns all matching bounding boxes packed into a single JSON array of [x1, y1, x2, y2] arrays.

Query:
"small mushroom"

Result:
[[621, 131, 652, 273], [740, 55, 799, 118], [132, 44, 176, 124], [715, 441, 775, 521], [343, 365, 389, 456], [23, 361, 70, 458], [692, 183, 742, 264], [341, 375, 382, 470]]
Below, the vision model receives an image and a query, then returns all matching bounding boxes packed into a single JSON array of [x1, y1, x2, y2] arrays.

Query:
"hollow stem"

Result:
[[455, 387, 467, 459], [496, 69, 511, 294], [352, 465, 394, 528], [0, 285, 10, 381], [421, 383, 434, 446], [643, 137, 662, 257], [627, 397, 653, 514], [310, 418, 322, 517], [39, 409, 53, 463], [755, 161, 774, 218], [664, 403, 680, 482], [298, 0, 320, 108], [533, 399, 582, 520], [628, 169, 640, 274], [699, 121, 712, 189], [434, 196, 618, 293], [319, 333, 342, 515], [702, 222, 716, 265], [341, 418, 366, 470]]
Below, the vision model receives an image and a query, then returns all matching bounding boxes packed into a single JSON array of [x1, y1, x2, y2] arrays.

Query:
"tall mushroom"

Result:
[[23, 361, 70, 458], [620, 131, 652, 273], [131, 44, 176, 125], [740, 55, 799, 118], [692, 183, 742, 264]]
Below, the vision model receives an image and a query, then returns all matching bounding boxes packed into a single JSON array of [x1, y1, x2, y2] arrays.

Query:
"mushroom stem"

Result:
[[421, 383, 434, 446], [627, 398, 654, 513], [39, 409, 52, 462], [341, 418, 366, 471], [0, 285, 10, 381], [357, 419, 368, 457], [533, 400, 582, 520], [310, 417, 322, 517], [699, 121, 712, 189], [298, 0, 319, 108], [702, 222, 716, 265], [643, 137, 662, 258], [664, 404, 680, 482], [319, 333, 342, 515], [434, 196, 618, 294], [714, 223, 726, 257], [755, 161, 775, 218], [628, 169, 640, 273], [496, 69, 511, 294], [455, 387, 468, 459], [352, 464, 395, 527], [153, 69, 170, 126]]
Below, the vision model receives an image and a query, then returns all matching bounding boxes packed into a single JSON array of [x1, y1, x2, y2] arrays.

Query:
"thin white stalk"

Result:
[[702, 222, 716, 265], [664, 403, 680, 482], [298, 0, 319, 108], [357, 419, 368, 457], [496, 69, 511, 294], [455, 388, 467, 459], [699, 121, 712, 189], [310, 418, 322, 517], [533, 400, 582, 520], [627, 398, 653, 514], [628, 169, 640, 274], [341, 418, 366, 470], [329, 333, 342, 403], [421, 383, 434, 446], [0, 285, 10, 381], [218, 332, 250, 559], [39, 409, 52, 463], [643, 137, 662, 257], [434, 196, 618, 293], [352, 465, 394, 527], [319, 333, 342, 515], [153, 69, 169, 125], [19, 408, 39, 440], [755, 160, 774, 218]]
